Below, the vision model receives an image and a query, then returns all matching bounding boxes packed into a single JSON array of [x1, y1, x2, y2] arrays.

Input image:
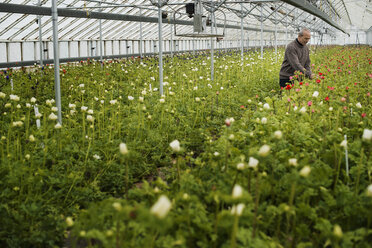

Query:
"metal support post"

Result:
[[139, 8, 143, 59], [51, 0, 62, 124], [274, 3, 277, 62], [99, 2, 103, 67], [240, 3, 244, 63], [170, 23, 173, 59], [37, 0, 43, 66], [260, 4, 263, 59], [210, 11, 215, 82], [157, 1, 164, 96]]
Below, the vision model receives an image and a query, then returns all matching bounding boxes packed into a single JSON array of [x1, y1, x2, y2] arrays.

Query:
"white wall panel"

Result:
[[0, 43, 6, 63], [133, 41, 139, 54], [113, 40, 120, 55], [80, 41, 88, 57], [105, 41, 112, 56], [23, 42, 34, 61], [9, 43, 21, 62], [70, 41, 79, 58], [59, 41, 69, 59]]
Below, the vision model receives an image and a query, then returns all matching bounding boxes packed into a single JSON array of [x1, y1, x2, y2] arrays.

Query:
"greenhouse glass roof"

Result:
[[0, 0, 371, 42]]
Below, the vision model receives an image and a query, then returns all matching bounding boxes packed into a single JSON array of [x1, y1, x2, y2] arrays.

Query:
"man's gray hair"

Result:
[[298, 28, 311, 36]]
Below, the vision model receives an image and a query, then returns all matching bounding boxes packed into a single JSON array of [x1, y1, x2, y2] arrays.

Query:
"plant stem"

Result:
[[252, 172, 261, 238]]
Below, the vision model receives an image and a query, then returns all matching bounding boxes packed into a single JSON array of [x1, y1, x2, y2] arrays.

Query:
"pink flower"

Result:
[[305, 82, 309, 86], [287, 98, 291, 102], [296, 88, 301, 92], [312, 109, 315, 113], [307, 101, 312, 106], [341, 97, 346, 102], [289, 76, 293, 80], [348, 71, 351, 74], [367, 92, 370, 97]]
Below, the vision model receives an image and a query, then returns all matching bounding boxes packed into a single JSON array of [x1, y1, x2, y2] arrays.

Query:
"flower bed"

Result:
[[0, 46, 371, 247]]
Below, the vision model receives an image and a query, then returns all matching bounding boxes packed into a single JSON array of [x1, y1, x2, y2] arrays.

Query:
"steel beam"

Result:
[[0, 2, 285, 35], [281, 0, 348, 34]]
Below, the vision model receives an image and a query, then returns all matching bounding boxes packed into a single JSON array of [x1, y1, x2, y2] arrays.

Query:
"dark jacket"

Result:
[[279, 39, 311, 79]]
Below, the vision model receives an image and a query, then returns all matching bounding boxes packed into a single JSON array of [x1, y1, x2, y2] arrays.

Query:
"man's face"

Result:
[[298, 31, 311, 45]]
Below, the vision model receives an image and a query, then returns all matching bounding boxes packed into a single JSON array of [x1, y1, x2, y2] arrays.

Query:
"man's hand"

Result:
[[310, 73, 315, 80]]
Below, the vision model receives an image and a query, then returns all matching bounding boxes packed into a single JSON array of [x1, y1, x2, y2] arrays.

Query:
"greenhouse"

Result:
[[0, 0, 371, 247]]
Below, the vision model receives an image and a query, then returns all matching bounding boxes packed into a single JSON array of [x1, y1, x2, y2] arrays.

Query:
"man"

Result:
[[279, 28, 314, 88]]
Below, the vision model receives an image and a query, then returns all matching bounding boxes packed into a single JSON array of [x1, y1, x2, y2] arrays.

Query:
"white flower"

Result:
[[150, 195, 172, 219], [312, 91, 319, 97], [109, 100, 117, 105], [366, 184, 372, 197], [141, 90, 147, 95], [333, 225, 343, 239], [214, 152, 220, 156], [247, 99, 252, 103], [86, 115, 94, 122], [81, 106, 88, 112], [232, 184, 243, 198], [288, 158, 298, 166], [46, 99, 52, 106], [29, 135, 35, 142], [0, 92, 6, 98], [139, 96, 144, 102], [170, 140, 180, 152], [293, 106, 298, 111], [48, 113, 58, 120], [54, 123, 62, 129], [154, 187, 160, 193], [274, 130, 282, 139], [78, 83, 85, 88], [159, 98, 165, 103], [195, 97, 200, 102], [362, 129, 372, 141], [299, 107, 306, 114], [261, 117, 267, 124], [16, 104, 21, 109], [66, 217, 74, 227], [236, 162, 245, 170], [9, 94, 20, 101], [128, 96, 134, 101], [229, 134, 235, 140], [93, 154, 101, 160], [12, 121, 23, 127], [355, 102, 362, 109], [5, 103, 11, 108], [329, 107, 333, 111], [193, 86, 198, 90], [112, 202, 122, 211], [299, 166, 311, 177], [35, 113, 42, 118], [51, 107, 58, 112], [263, 103, 270, 110], [248, 157, 259, 168], [70, 110, 76, 115], [26, 103, 31, 108], [30, 97, 36, 103], [25, 154, 30, 160], [258, 145, 270, 157], [231, 203, 245, 216], [119, 143, 128, 155], [340, 140, 347, 148], [86, 109, 93, 114]]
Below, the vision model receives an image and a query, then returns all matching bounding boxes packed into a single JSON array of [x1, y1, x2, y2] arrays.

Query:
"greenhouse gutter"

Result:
[[281, 0, 349, 35], [0, 3, 283, 34]]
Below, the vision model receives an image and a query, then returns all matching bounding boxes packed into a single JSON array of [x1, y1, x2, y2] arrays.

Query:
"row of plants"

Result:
[[0, 46, 371, 247]]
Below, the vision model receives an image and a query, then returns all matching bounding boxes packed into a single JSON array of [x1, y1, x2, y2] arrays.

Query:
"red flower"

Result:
[[346, 86, 349, 90], [316, 79, 321, 83], [285, 85, 291, 90], [240, 105, 245, 109], [299, 82, 303, 85], [361, 113, 366, 118], [318, 72, 322, 76], [325, 96, 330, 101]]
